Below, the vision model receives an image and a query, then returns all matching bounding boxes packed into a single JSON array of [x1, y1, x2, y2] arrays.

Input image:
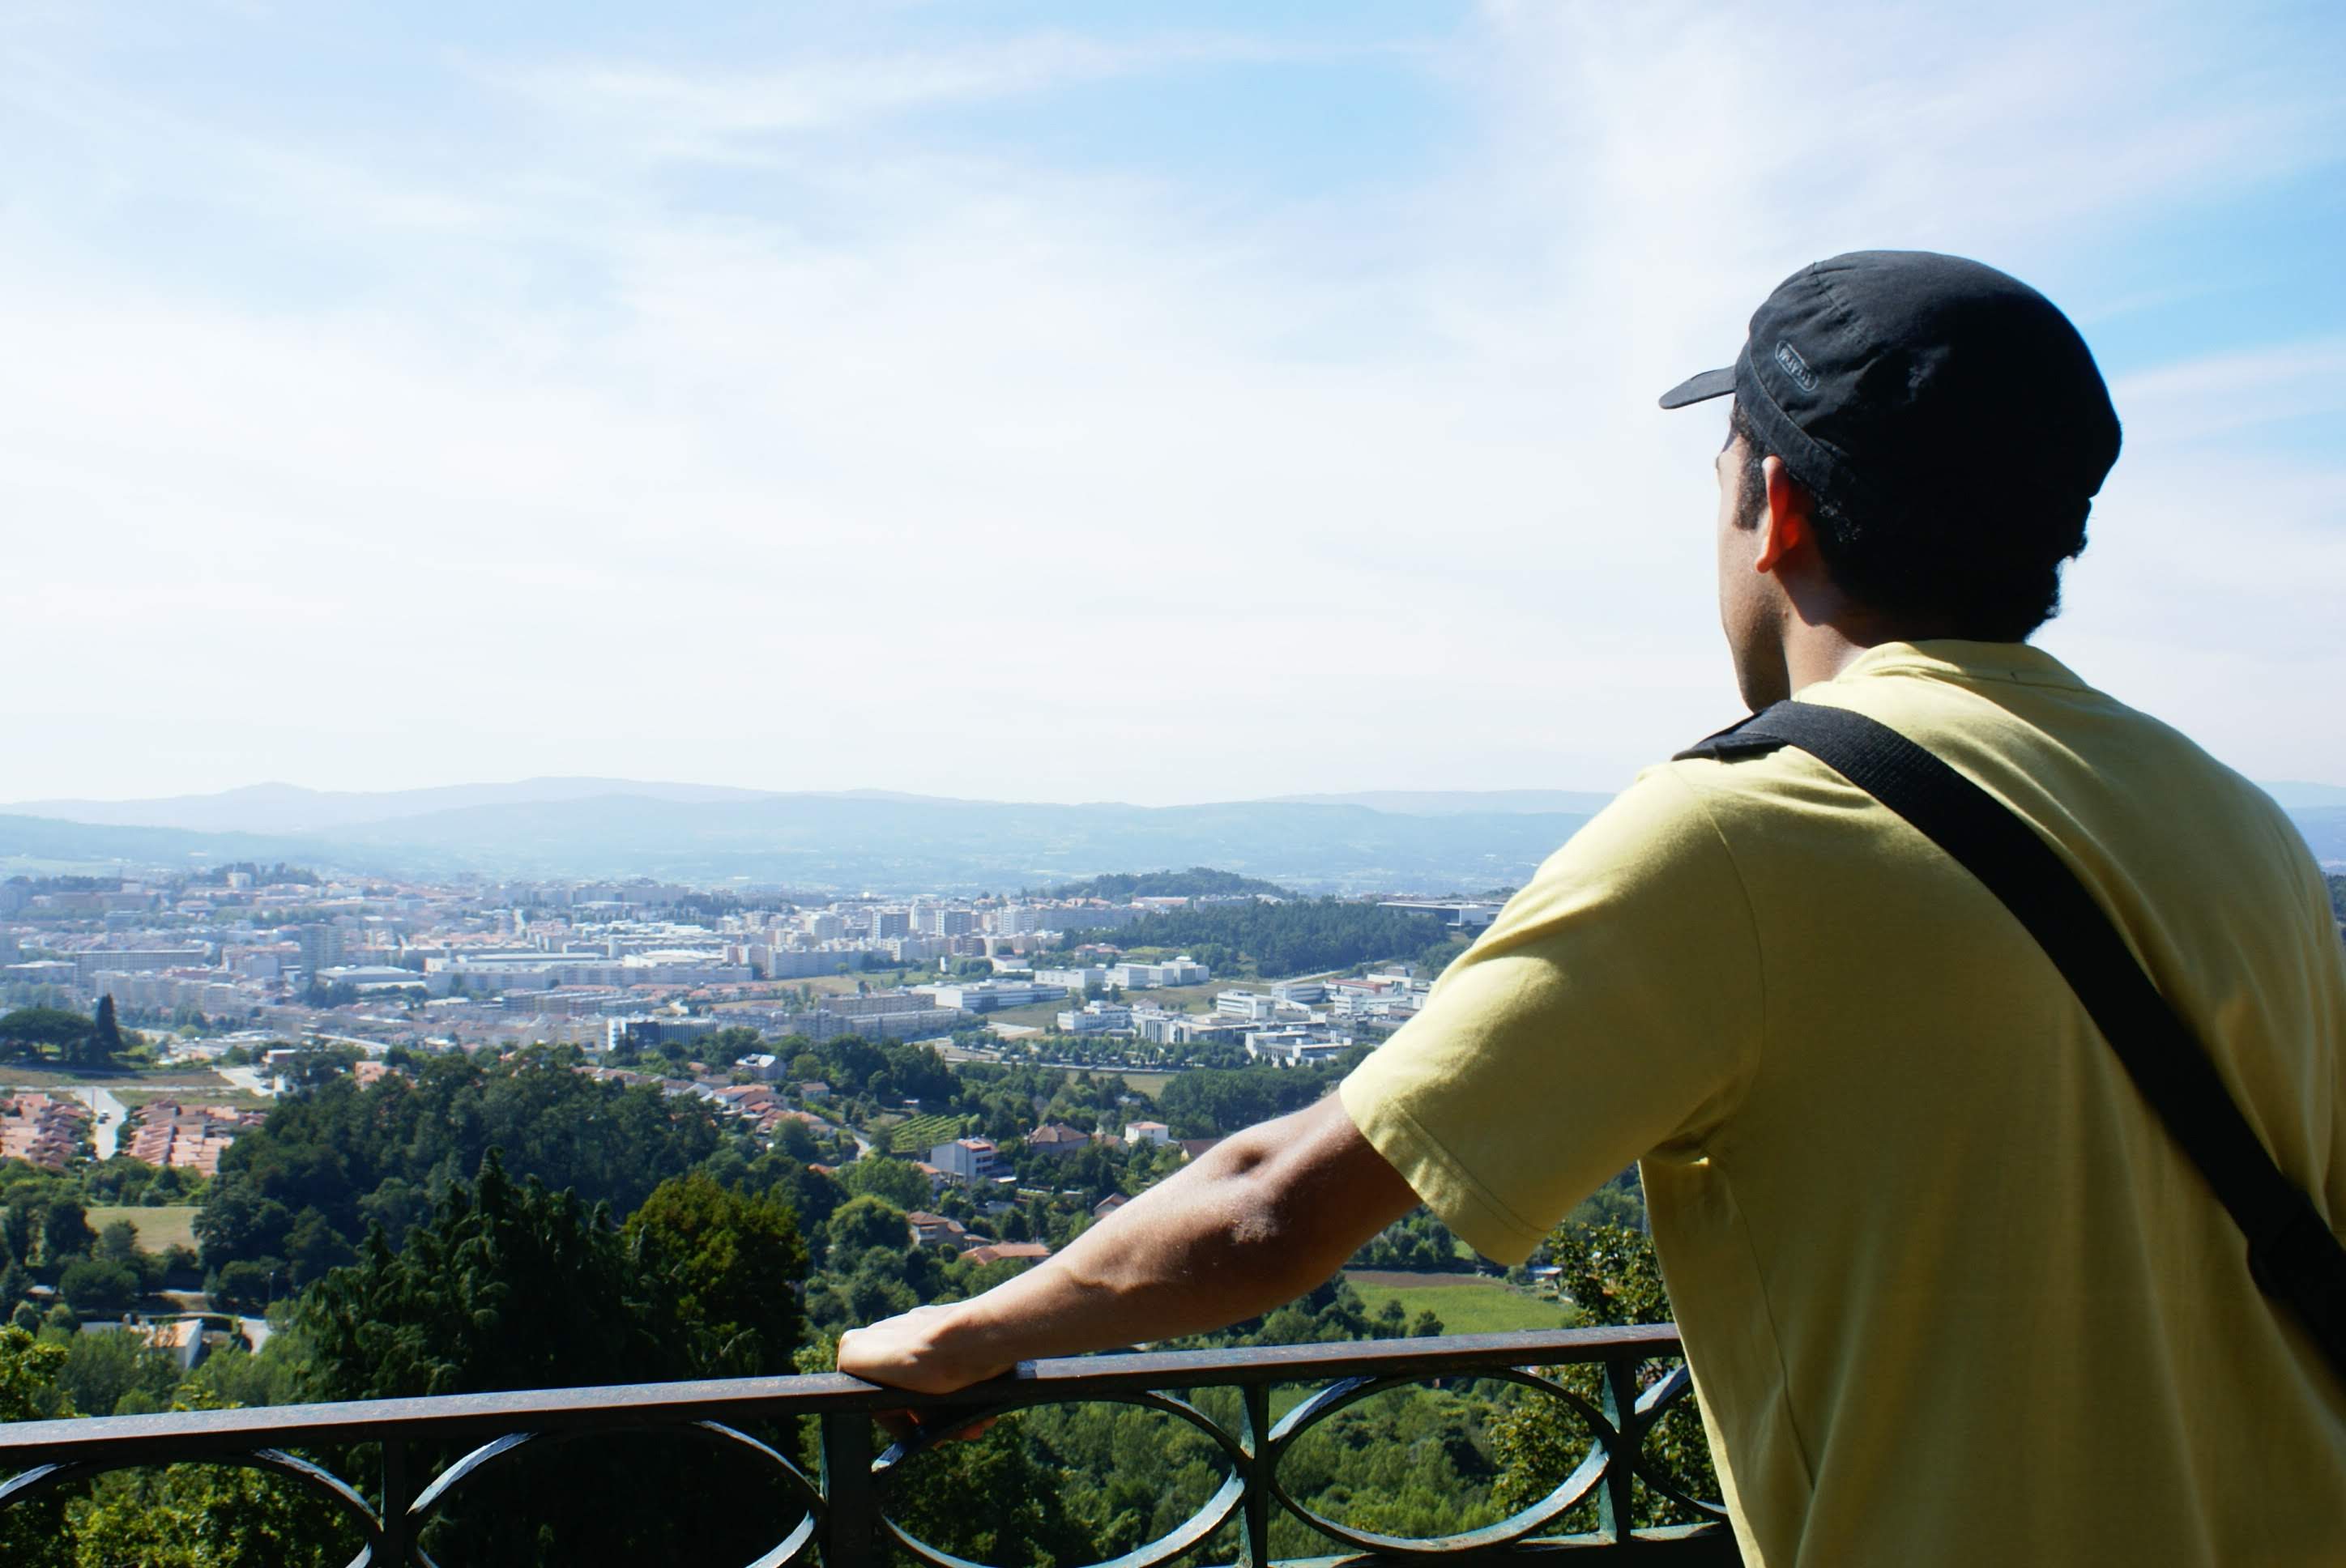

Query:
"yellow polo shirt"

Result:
[[1341, 641, 2346, 1566]]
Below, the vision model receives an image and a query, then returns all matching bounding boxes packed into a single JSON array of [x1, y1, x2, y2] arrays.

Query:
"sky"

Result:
[[3, 0, 2343, 806]]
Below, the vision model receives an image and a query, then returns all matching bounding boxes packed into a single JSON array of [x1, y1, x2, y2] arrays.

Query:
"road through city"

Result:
[[64, 1085, 130, 1160]]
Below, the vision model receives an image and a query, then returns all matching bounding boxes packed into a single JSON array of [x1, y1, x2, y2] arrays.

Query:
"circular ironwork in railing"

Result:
[[1263, 1366, 1618, 1557], [1621, 1360, 1731, 1526], [871, 1387, 1249, 1568], [0, 1445, 382, 1568], [399, 1418, 825, 1568]]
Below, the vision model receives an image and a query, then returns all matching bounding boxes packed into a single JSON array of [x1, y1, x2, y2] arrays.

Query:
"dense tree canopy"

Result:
[[1065, 898, 1467, 978], [194, 1053, 724, 1286], [297, 1153, 671, 1402], [1153, 1052, 1367, 1140], [1041, 867, 1292, 900], [0, 1004, 128, 1068], [621, 1172, 806, 1377], [834, 1153, 935, 1210], [293, 1155, 815, 1566]]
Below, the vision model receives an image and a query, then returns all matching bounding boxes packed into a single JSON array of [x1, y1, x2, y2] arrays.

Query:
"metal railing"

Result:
[[0, 1323, 1738, 1566]]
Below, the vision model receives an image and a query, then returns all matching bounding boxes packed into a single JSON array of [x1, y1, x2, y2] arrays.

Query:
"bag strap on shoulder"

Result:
[[1678, 699, 2346, 1377]]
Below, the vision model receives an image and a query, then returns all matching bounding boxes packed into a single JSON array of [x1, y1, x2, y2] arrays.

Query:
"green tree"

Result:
[[884, 1421, 1099, 1566], [2, 1201, 36, 1265], [195, 1055, 723, 1280], [826, 1195, 910, 1258], [96, 1221, 143, 1268], [1488, 1221, 1717, 1528], [88, 995, 126, 1066], [0, 1006, 93, 1063], [835, 1154, 935, 1210], [62, 1458, 357, 1568], [178, 1340, 305, 1412], [0, 1327, 73, 1568], [208, 1259, 283, 1314], [296, 1153, 671, 1402], [0, 1322, 68, 1418], [621, 1172, 808, 1377], [52, 1326, 179, 1417], [283, 1208, 356, 1288], [57, 1258, 140, 1319], [296, 1154, 811, 1567], [41, 1199, 96, 1264], [194, 1185, 292, 1275]]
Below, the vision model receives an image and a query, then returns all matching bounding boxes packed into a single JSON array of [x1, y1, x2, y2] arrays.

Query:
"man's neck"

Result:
[[1780, 614, 1963, 697]]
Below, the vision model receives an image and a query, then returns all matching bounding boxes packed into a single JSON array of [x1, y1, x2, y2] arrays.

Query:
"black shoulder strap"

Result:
[[1678, 699, 2346, 1378]]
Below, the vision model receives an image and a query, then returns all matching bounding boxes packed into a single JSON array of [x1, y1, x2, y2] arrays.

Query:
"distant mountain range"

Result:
[[1, 774, 2339, 893], [4, 778, 781, 834], [0, 782, 1601, 895], [2258, 781, 2346, 809], [1264, 788, 1625, 816]]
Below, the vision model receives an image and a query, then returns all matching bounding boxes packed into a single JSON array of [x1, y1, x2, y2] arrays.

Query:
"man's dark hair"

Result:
[[1726, 399, 2090, 640]]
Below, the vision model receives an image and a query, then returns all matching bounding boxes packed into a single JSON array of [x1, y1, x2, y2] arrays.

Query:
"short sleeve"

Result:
[[1338, 765, 1764, 1264]]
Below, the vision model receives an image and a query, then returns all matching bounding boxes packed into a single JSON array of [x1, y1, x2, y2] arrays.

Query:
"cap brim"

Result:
[[1657, 366, 1735, 410]]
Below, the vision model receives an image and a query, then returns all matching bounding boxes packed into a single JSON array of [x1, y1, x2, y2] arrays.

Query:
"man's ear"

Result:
[[1754, 454, 1813, 575]]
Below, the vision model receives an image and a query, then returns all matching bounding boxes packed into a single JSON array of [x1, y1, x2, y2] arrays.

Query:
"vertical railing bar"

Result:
[[1239, 1383, 1273, 1567], [378, 1438, 412, 1567], [819, 1411, 877, 1568], [1600, 1355, 1639, 1550]]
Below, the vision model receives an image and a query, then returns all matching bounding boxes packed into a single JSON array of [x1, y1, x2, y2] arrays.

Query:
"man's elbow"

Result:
[[1198, 1124, 1369, 1294]]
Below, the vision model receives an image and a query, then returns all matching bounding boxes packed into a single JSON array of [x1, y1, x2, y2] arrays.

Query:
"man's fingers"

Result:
[[876, 1409, 997, 1447], [930, 1414, 996, 1444]]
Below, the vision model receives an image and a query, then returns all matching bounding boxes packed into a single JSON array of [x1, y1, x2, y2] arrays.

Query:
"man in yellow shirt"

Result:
[[841, 253, 2346, 1563]]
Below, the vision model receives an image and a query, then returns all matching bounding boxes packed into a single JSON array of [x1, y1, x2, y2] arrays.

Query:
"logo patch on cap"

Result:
[[1774, 340, 1819, 393]]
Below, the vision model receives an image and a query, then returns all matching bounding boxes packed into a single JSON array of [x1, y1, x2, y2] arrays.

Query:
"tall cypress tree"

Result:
[[89, 995, 125, 1066]]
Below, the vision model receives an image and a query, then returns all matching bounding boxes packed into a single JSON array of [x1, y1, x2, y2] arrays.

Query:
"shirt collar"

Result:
[[1817, 638, 2090, 692]]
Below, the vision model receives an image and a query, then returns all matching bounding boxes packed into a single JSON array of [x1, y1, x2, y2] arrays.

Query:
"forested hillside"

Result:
[[1069, 897, 1472, 978], [1042, 867, 1291, 899], [194, 1053, 724, 1307]]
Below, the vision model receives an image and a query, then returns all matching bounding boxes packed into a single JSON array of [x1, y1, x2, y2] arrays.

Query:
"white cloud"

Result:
[[2111, 340, 2346, 437], [1, 2, 2340, 804], [489, 29, 1386, 166]]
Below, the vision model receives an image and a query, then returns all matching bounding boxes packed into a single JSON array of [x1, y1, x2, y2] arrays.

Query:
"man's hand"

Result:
[[836, 1302, 1009, 1395]]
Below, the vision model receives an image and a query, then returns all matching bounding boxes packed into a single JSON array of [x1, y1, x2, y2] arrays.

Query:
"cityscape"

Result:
[[2, 859, 1496, 1174]]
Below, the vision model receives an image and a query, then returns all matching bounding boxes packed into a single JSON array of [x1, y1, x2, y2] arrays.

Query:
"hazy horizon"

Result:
[[8, 770, 2343, 821]]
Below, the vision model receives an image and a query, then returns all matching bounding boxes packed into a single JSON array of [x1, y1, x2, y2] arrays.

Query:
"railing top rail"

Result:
[[0, 1323, 1686, 1464]]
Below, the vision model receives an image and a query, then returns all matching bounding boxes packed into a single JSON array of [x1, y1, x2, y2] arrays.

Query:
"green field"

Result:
[[1119, 1071, 1171, 1097], [983, 999, 1077, 1032], [883, 1111, 970, 1154], [113, 1083, 265, 1110], [0, 1067, 238, 1093], [0, 1066, 89, 1089], [1339, 1277, 1565, 1336], [87, 1206, 201, 1253]]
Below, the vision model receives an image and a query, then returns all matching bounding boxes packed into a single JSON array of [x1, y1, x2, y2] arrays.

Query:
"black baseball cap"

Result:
[[1659, 250, 2121, 526]]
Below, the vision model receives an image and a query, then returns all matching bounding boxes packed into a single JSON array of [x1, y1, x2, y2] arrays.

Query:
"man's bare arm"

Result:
[[834, 1092, 1422, 1393]]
